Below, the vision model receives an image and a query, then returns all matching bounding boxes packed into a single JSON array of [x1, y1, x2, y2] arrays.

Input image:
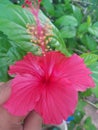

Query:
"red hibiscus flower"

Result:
[[4, 51, 95, 124]]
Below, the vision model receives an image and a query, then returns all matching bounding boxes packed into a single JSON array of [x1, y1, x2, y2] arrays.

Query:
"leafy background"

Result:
[[0, 0, 98, 130]]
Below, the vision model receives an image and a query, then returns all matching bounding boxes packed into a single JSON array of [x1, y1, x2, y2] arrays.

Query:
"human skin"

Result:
[[0, 82, 42, 130]]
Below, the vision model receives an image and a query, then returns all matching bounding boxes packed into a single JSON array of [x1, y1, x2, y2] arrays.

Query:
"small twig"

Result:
[[83, 99, 98, 109], [72, 0, 97, 6]]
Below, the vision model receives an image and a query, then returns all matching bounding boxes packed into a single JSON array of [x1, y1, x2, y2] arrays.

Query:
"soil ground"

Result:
[[84, 104, 98, 129]]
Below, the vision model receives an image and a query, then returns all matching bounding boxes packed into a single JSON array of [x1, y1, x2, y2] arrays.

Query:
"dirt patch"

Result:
[[84, 104, 98, 129]]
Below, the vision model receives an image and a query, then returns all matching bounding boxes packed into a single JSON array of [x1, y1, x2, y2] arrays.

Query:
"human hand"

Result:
[[0, 82, 42, 130]]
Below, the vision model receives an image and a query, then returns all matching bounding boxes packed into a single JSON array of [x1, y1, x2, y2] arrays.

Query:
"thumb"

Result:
[[0, 81, 12, 105], [24, 111, 42, 130]]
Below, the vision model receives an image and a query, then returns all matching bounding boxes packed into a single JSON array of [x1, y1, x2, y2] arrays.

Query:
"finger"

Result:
[[24, 111, 42, 130], [0, 82, 4, 86], [0, 82, 25, 130], [0, 106, 25, 130], [0, 81, 12, 105]]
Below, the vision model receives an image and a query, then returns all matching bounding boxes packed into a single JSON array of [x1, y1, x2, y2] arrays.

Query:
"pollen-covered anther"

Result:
[[33, 44, 37, 47], [40, 31, 44, 35], [47, 46, 50, 49], [26, 22, 53, 52], [30, 28, 35, 32], [45, 40, 49, 45], [45, 49, 48, 51], [30, 39, 33, 42], [26, 29, 31, 34], [41, 42, 45, 46], [49, 34, 54, 38], [45, 23, 53, 29], [48, 26, 52, 29], [39, 36, 44, 40], [26, 23, 30, 28], [34, 31, 38, 35], [48, 38, 52, 42], [45, 32, 54, 37], [49, 48, 52, 51], [26, 24, 36, 35], [28, 26, 33, 29], [38, 39, 42, 43], [37, 49, 42, 55], [33, 40, 38, 43], [42, 52, 46, 56], [29, 29, 34, 34], [45, 33, 51, 37]]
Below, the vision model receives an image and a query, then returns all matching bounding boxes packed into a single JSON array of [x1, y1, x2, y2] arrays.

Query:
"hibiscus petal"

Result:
[[60, 54, 95, 91], [4, 74, 41, 116], [9, 53, 44, 78], [40, 52, 95, 91], [34, 83, 78, 124]]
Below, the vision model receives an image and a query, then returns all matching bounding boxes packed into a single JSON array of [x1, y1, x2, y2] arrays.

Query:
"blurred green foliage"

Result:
[[40, 0, 98, 54]]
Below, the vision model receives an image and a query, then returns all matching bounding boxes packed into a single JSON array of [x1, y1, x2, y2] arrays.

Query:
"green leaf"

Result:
[[54, 4, 66, 18], [0, 4, 38, 53], [81, 53, 98, 66], [92, 86, 98, 98], [55, 15, 78, 27], [60, 26, 76, 38], [76, 126, 82, 130], [68, 122, 75, 130], [0, 0, 12, 5], [55, 15, 78, 39], [88, 22, 98, 37], [0, 18, 38, 53], [64, 0, 71, 4], [0, 32, 26, 82], [72, 5, 83, 23], [74, 110, 85, 124], [79, 89, 92, 98], [78, 22, 89, 34], [0, 58, 9, 82], [52, 28, 70, 56], [81, 35, 97, 51], [42, 0, 55, 16], [84, 117, 96, 130], [85, 36, 97, 51], [0, 4, 35, 26], [87, 16, 92, 26], [89, 62, 98, 97], [76, 99, 86, 111]]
